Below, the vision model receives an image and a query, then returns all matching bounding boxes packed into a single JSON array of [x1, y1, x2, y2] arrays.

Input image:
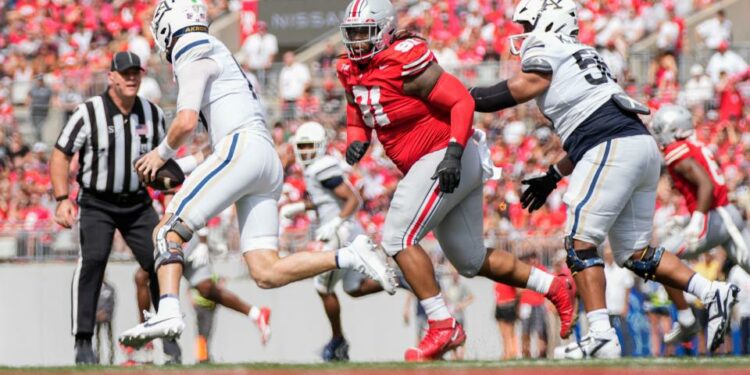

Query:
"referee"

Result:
[[50, 52, 165, 365]]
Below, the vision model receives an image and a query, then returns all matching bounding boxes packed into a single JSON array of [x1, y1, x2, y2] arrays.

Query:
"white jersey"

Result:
[[303, 155, 349, 224], [520, 33, 623, 143], [171, 33, 269, 147]]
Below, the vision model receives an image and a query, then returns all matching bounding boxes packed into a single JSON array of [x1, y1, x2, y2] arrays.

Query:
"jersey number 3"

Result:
[[573, 49, 614, 85], [352, 85, 391, 127]]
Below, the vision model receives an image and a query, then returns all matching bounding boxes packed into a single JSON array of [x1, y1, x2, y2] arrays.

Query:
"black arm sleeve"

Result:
[[469, 80, 518, 113]]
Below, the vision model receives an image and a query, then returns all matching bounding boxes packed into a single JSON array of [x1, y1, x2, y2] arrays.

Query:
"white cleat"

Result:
[[704, 282, 740, 352], [664, 320, 701, 345], [119, 311, 185, 349], [343, 235, 397, 295], [554, 328, 621, 359]]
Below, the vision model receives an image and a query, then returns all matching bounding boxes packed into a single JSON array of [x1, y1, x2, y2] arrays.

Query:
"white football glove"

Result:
[[682, 211, 707, 252], [187, 243, 210, 267], [315, 216, 344, 243], [280, 201, 306, 219]]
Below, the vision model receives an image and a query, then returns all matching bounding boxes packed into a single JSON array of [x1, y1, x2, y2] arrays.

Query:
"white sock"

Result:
[[526, 267, 554, 295], [158, 295, 181, 318], [686, 273, 712, 301], [249, 306, 261, 321], [677, 308, 696, 327], [420, 294, 451, 321], [586, 308, 611, 333], [335, 248, 355, 269]]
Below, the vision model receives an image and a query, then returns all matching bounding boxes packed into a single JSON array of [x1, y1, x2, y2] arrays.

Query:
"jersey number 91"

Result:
[[353, 85, 391, 128]]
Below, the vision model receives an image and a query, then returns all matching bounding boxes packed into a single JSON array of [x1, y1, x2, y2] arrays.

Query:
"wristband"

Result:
[[55, 194, 69, 202], [157, 140, 177, 160]]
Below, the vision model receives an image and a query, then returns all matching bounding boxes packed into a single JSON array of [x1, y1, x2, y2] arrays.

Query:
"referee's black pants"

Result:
[[71, 191, 160, 339]]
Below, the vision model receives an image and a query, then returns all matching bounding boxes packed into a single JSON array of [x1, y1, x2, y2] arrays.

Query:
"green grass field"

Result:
[[3, 357, 750, 374]]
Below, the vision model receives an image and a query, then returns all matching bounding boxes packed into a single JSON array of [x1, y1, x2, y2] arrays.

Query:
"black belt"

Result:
[[81, 189, 150, 205]]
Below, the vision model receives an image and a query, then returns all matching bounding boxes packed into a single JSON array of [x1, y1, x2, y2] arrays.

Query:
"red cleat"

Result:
[[546, 275, 577, 339], [256, 306, 271, 345], [404, 318, 466, 361]]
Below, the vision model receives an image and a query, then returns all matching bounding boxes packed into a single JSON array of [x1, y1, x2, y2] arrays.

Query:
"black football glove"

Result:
[[521, 165, 562, 212], [431, 142, 463, 193], [346, 141, 369, 165]]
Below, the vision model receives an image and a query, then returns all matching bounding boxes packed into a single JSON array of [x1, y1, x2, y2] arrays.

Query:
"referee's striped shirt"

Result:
[[55, 91, 166, 193]]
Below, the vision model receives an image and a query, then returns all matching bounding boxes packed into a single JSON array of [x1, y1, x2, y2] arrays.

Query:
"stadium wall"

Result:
[[0, 260, 511, 366]]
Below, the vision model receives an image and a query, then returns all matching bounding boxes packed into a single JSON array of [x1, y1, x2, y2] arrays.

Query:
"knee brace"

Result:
[[564, 236, 604, 275], [624, 246, 664, 281], [154, 217, 194, 269]]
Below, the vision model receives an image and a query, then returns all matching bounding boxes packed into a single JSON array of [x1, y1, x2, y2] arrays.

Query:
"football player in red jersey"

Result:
[[651, 104, 750, 346], [338, 0, 575, 361]]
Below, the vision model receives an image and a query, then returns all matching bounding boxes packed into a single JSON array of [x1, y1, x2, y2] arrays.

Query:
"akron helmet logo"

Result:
[[541, 0, 563, 10]]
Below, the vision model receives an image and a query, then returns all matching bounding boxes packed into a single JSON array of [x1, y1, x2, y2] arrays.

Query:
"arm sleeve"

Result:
[[346, 102, 371, 145], [426, 73, 475, 147], [337, 59, 372, 146], [55, 105, 89, 156], [175, 58, 221, 113]]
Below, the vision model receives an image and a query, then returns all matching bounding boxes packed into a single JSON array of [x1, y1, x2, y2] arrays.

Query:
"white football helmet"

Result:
[[151, 0, 209, 62], [292, 122, 328, 167], [509, 0, 579, 55], [340, 0, 397, 61], [651, 104, 695, 147]]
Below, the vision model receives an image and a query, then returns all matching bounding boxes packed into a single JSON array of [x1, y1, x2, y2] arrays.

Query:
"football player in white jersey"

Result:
[[119, 0, 396, 348], [470, 0, 739, 358], [282, 122, 387, 361]]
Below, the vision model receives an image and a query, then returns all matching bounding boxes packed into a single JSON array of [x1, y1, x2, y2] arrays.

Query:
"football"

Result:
[[135, 158, 185, 191]]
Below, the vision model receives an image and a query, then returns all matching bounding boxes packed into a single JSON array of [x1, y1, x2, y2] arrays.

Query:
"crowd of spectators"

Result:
[[0, 0, 748, 260]]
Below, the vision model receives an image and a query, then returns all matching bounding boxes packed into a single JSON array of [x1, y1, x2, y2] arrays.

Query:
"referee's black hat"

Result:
[[111, 51, 145, 72]]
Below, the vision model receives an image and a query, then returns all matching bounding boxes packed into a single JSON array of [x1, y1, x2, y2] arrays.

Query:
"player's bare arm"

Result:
[[471, 70, 551, 113], [332, 182, 362, 219], [402, 62, 443, 98], [673, 157, 714, 214], [137, 58, 217, 182], [403, 61, 476, 193]]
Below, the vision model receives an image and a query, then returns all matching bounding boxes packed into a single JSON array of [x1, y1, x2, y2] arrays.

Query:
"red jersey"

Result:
[[664, 139, 729, 213], [494, 283, 516, 305], [337, 38, 452, 173]]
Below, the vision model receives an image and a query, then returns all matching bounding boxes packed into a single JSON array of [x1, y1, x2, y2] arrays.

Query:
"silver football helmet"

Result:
[[292, 121, 328, 167], [509, 0, 579, 55], [340, 0, 397, 61], [151, 0, 209, 62], [651, 104, 694, 146]]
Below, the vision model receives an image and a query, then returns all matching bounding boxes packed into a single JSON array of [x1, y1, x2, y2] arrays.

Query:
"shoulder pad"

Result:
[[521, 56, 553, 74], [172, 33, 213, 66], [307, 155, 343, 179], [387, 38, 434, 77], [663, 141, 691, 166]]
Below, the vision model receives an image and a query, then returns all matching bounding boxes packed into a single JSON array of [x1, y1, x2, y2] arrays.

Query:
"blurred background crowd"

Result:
[[1, 0, 750, 359]]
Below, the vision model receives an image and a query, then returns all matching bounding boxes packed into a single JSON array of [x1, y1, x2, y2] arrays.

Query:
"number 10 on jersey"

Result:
[[353, 85, 391, 127]]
